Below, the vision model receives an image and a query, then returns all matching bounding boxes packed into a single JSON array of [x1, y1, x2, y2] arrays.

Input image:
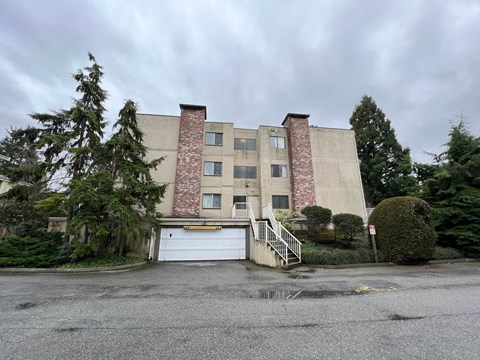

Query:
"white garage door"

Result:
[[159, 227, 246, 261]]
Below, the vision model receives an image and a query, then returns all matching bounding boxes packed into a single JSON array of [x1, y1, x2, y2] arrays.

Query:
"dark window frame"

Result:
[[270, 136, 286, 149], [271, 164, 288, 178], [234, 166, 257, 179], [272, 195, 289, 209], [233, 195, 247, 204], [205, 132, 223, 146], [204, 161, 222, 176], [234, 138, 257, 151], [202, 193, 222, 209]]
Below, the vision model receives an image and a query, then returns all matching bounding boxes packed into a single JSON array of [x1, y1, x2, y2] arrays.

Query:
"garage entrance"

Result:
[[158, 227, 246, 261]]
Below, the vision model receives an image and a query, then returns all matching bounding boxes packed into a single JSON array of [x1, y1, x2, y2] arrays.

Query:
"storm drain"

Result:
[[257, 289, 359, 300]]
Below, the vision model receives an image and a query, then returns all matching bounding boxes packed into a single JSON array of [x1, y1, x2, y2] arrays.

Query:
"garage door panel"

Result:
[[159, 228, 246, 261]]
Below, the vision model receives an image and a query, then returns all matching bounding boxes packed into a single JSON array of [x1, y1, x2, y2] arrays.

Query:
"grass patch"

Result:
[[59, 254, 144, 268]]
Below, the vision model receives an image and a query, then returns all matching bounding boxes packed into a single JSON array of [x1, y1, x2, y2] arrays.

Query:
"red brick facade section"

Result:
[[172, 104, 206, 217], [283, 114, 316, 213]]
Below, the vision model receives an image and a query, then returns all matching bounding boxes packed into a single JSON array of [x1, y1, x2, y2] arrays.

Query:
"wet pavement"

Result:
[[1, 261, 480, 359]]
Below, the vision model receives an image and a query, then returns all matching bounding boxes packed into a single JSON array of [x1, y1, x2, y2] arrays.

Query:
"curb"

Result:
[[303, 258, 480, 270], [426, 258, 480, 264], [307, 262, 395, 270], [0, 261, 150, 274]]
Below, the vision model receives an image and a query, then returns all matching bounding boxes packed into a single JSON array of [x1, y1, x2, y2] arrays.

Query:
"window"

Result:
[[205, 132, 223, 145], [270, 136, 285, 149], [233, 195, 247, 204], [234, 138, 256, 151], [204, 161, 222, 176], [271, 164, 288, 178], [272, 195, 289, 209], [202, 194, 222, 208], [234, 166, 257, 179]]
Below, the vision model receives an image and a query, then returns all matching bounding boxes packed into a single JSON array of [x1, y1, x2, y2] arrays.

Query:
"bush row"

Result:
[[301, 244, 385, 265], [0, 232, 64, 267]]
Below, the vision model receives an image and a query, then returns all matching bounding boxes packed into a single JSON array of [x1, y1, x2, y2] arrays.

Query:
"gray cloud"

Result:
[[1, 0, 479, 163]]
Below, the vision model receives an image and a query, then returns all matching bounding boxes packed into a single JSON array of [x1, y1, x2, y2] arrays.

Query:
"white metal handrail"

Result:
[[232, 202, 248, 218], [257, 221, 288, 265], [232, 202, 258, 238], [263, 204, 302, 261], [233, 202, 291, 265]]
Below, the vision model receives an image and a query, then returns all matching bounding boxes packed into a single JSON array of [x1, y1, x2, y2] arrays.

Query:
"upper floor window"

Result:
[[233, 195, 247, 204], [234, 166, 257, 179], [205, 132, 223, 146], [271, 164, 288, 178], [272, 195, 289, 209], [204, 161, 222, 176], [234, 138, 256, 151], [270, 136, 285, 149], [202, 193, 222, 209]]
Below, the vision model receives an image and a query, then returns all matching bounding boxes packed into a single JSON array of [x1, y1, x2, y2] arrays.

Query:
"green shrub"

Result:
[[0, 232, 64, 267], [301, 243, 379, 265], [368, 196, 436, 263], [308, 229, 336, 243], [432, 246, 464, 260], [69, 240, 97, 261], [332, 213, 365, 243], [301, 205, 332, 237], [275, 210, 300, 233]]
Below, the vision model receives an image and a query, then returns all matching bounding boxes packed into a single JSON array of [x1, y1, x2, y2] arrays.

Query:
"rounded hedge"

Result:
[[368, 196, 436, 263], [332, 213, 364, 242]]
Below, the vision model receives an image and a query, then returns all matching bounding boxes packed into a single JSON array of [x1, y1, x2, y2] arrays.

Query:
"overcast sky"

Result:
[[1, 0, 479, 163]]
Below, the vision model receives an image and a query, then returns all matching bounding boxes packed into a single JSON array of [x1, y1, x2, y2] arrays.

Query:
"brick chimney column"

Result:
[[172, 104, 206, 217], [282, 113, 316, 213]]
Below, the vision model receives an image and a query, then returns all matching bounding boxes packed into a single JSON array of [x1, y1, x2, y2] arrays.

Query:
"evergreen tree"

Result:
[[31, 53, 107, 183], [0, 127, 44, 184], [349, 95, 416, 206], [422, 121, 480, 255], [69, 100, 167, 255], [31, 53, 108, 239], [0, 128, 54, 236]]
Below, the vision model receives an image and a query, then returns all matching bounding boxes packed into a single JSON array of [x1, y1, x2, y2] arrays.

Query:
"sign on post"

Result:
[[369, 225, 379, 263]]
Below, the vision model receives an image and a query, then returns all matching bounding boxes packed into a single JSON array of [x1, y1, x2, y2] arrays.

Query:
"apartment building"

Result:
[[138, 104, 366, 267]]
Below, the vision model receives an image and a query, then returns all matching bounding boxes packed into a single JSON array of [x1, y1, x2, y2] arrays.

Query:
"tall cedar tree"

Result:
[[69, 100, 167, 255], [349, 95, 415, 206], [31, 53, 107, 179], [422, 121, 480, 255], [31, 53, 107, 239], [0, 128, 52, 236]]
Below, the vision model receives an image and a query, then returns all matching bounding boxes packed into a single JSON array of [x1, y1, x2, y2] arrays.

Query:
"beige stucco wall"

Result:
[[137, 114, 180, 216], [232, 128, 261, 216], [200, 122, 235, 218], [257, 126, 291, 213], [310, 127, 367, 219]]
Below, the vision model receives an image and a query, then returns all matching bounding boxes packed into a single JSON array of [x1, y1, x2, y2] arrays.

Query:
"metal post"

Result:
[[371, 234, 379, 263]]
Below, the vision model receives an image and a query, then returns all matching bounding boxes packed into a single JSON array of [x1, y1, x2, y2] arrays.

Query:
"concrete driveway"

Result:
[[1, 261, 480, 359]]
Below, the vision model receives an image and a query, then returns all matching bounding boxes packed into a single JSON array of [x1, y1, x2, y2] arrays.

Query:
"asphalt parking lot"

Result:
[[1, 261, 480, 360]]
